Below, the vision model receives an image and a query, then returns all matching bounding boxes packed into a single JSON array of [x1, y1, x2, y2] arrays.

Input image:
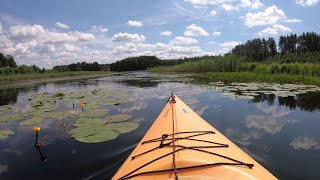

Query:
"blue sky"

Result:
[[0, 0, 319, 68]]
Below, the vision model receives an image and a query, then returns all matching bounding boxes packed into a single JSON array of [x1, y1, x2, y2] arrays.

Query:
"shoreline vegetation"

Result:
[[0, 71, 115, 87]]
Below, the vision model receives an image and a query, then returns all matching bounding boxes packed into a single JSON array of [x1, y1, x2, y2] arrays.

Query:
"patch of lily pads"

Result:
[[0, 88, 135, 143], [210, 82, 320, 100], [69, 114, 137, 143], [0, 130, 14, 140]]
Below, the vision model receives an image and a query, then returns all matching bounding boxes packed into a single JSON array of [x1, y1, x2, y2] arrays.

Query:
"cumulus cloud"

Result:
[[14, 40, 38, 54], [212, 31, 222, 36], [0, 21, 3, 33], [210, 10, 217, 16], [290, 136, 320, 150], [220, 41, 241, 49], [184, 24, 209, 37], [284, 18, 302, 23], [185, 0, 233, 6], [222, 0, 263, 11], [221, 4, 236, 11], [245, 5, 286, 27], [258, 24, 292, 36], [64, 44, 80, 52], [171, 36, 198, 45], [91, 26, 108, 33], [127, 20, 143, 27], [55, 22, 69, 29], [296, 0, 319, 6], [239, 0, 263, 9], [10, 24, 46, 38], [112, 32, 145, 42], [160, 31, 172, 36], [113, 43, 137, 54], [40, 44, 56, 53], [0, 35, 13, 48]]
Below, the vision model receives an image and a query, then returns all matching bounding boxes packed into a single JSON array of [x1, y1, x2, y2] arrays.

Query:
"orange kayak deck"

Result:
[[112, 95, 277, 180]]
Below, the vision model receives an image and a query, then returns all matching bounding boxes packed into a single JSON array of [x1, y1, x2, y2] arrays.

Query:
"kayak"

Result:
[[112, 94, 277, 180]]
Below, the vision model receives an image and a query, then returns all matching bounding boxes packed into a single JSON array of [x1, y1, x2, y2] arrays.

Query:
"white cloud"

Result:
[[127, 20, 143, 27], [258, 24, 292, 36], [71, 31, 95, 41], [55, 22, 69, 29], [112, 32, 145, 42], [0, 21, 3, 33], [171, 36, 198, 45], [284, 18, 302, 23], [184, 24, 209, 37], [239, 0, 263, 9], [210, 10, 217, 16], [14, 40, 38, 54], [245, 5, 286, 27], [113, 43, 137, 54], [40, 44, 56, 53], [91, 26, 108, 33], [296, 0, 319, 6], [167, 45, 202, 54], [219, 41, 241, 49], [0, 35, 13, 48], [185, 0, 233, 6], [160, 31, 172, 36], [212, 31, 222, 36], [290, 136, 320, 150], [221, 4, 236, 11], [10, 24, 46, 38], [64, 44, 80, 52]]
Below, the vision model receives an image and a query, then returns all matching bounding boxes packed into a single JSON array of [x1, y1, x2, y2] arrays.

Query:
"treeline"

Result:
[[109, 55, 213, 71], [231, 32, 320, 61], [0, 53, 45, 75], [53, 62, 109, 72]]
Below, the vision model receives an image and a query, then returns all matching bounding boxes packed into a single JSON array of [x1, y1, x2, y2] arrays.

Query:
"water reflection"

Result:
[[245, 103, 296, 134], [0, 87, 31, 106], [0, 163, 8, 175], [290, 136, 320, 150]]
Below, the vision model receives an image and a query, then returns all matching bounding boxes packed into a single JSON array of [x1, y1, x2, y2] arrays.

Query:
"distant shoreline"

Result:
[[0, 71, 116, 89]]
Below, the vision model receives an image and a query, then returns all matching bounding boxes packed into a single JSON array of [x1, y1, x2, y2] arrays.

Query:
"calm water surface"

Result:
[[0, 72, 320, 180]]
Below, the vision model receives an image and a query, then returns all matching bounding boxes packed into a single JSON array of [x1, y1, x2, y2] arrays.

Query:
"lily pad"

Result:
[[69, 121, 138, 143], [0, 130, 15, 140], [0, 105, 14, 113], [75, 131, 119, 143], [80, 109, 109, 118], [20, 117, 43, 126], [0, 114, 28, 123], [104, 115, 132, 123]]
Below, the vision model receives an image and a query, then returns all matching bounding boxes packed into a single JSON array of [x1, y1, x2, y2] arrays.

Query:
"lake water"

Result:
[[0, 72, 320, 180]]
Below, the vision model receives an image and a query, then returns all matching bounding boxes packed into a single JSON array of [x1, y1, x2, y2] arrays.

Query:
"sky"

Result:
[[0, 0, 319, 68]]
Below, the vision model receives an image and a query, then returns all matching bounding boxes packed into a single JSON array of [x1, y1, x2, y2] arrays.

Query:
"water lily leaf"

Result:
[[69, 125, 105, 138], [0, 105, 14, 113], [75, 131, 119, 143], [80, 109, 109, 118], [73, 118, 106, 127], [20, 117, 43, 126], [33, 112, 66, 120], [0, 130, 14, 140], [0, 114, 28, 123], [109, 122, 139, 133], [104, 115, 132, 123]]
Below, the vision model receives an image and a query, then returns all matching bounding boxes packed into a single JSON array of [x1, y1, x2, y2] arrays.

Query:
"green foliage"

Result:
[[20, 117, 43, 126], [0, 130, 15, 140], [53, 62, 110, 72], [55, 92, 65, 97]]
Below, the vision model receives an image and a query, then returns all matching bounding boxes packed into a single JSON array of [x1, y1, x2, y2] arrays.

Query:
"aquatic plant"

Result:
[[0, 130, 14, 140]]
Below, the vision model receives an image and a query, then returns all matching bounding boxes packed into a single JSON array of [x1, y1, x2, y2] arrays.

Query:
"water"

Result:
[[0, 72, 320, 180]]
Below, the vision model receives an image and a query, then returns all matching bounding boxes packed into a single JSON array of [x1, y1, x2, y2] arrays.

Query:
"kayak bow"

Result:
[[112, 94, 277, 180]]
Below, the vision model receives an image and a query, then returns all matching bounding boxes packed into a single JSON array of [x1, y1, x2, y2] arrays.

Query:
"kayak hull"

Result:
[[112, 95, 277, 180]]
